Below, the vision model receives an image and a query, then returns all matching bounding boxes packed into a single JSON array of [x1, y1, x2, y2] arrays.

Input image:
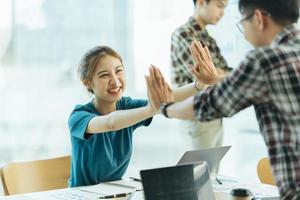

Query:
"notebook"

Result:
[[140, 161, 215, 200], [22, 180, 141, 200], [177, 146, 231, 173]]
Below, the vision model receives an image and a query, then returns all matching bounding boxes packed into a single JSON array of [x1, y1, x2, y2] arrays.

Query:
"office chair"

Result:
[[257, 157, 276, 185], [0, 164, 9, 195], [0, 155, 70, 195]]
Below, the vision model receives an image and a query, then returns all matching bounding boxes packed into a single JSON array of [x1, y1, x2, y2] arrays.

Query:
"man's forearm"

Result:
[[173, 82, 205, 102], [165, 97, 195, 120]]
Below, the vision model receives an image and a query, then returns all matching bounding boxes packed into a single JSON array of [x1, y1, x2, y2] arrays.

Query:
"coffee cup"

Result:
[[230, 188, 252, 200]]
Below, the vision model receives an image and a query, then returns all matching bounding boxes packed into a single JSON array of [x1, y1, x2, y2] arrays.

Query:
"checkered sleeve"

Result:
[[171, 33, 195, 85], [193, 51, 268, 121], [209, 38, 232, 72]]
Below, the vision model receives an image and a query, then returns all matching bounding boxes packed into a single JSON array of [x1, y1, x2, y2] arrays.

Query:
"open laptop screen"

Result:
[[140, 161, 215, 200], [177, 146, 231, 173]]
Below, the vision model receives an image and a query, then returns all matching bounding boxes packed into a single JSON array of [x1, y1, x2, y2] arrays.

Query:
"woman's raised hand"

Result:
[[145, 65, 174, 113]]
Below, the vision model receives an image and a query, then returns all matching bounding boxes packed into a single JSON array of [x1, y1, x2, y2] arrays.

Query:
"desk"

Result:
[[0, 176, 279, 200], [0, 189, 232, 200]]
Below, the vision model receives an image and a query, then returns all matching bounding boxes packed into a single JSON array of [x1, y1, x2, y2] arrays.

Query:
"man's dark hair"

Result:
[[238, 0, 299, 25]]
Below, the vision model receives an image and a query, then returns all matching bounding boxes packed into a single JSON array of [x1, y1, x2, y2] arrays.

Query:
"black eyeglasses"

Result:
[[236, 11, 271, 34], [236, 12, 254, 34]]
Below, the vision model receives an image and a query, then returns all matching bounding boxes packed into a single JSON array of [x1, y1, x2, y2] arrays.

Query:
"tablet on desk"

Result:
[[140, 161, 215, 200], [177, 146, 231, 173]]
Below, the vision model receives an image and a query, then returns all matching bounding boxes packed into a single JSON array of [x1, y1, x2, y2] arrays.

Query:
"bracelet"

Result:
[[160, 102, 175, 118], [194, 80, 202, 91]]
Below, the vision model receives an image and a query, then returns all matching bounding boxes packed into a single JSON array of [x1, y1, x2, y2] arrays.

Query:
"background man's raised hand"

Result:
[[190, 41, 224, 85]]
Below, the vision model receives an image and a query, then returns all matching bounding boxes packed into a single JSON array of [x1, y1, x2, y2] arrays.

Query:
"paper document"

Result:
[[0, 196, 34, 200], [20, 180, 141, 200], [24, 188, 98, 200], [80, 180, 140, 197], [212, 175, 280, 199]]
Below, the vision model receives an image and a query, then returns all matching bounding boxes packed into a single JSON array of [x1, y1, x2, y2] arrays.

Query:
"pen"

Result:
[[129, 176, 141, 182], [216, 177, 223, 185], [98, 192, 132, 199]]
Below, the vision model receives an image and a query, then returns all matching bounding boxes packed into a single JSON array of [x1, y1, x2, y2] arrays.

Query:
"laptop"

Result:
[[177, 146, 231, 173], [140, 161, 215, 200]]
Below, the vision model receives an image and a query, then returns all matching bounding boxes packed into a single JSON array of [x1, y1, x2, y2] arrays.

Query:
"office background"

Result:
[[1, 0, 295, 195]]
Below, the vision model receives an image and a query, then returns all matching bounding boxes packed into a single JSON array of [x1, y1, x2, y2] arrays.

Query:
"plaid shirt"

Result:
[[171, 17, 231, 87], [194, 25, 300, 200]]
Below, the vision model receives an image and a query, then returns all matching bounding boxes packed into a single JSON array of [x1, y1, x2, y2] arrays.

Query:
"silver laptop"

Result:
[[177, 146, 231, 173], [140, 161, 215, 200]]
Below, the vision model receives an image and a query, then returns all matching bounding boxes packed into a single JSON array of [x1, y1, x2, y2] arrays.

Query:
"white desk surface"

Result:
[[0, 175, 279, 200], [0, 190, 232, 200]]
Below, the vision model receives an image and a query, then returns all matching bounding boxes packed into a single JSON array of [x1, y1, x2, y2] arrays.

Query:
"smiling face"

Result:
[[88, 55, 126, 104]]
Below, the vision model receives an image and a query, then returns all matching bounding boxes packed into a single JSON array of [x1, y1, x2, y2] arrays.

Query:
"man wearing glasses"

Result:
[[153, 0, 300, 199]]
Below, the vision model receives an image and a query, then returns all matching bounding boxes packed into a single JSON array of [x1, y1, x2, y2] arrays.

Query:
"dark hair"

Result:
[[193, 0, 210, 6], [238, 0, 299, 25], [78, 46, 123, 94]]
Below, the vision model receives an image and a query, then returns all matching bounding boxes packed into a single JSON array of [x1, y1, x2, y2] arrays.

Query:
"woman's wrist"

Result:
[[160, 102, 175, 118], [145, 104, 159, 116]]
